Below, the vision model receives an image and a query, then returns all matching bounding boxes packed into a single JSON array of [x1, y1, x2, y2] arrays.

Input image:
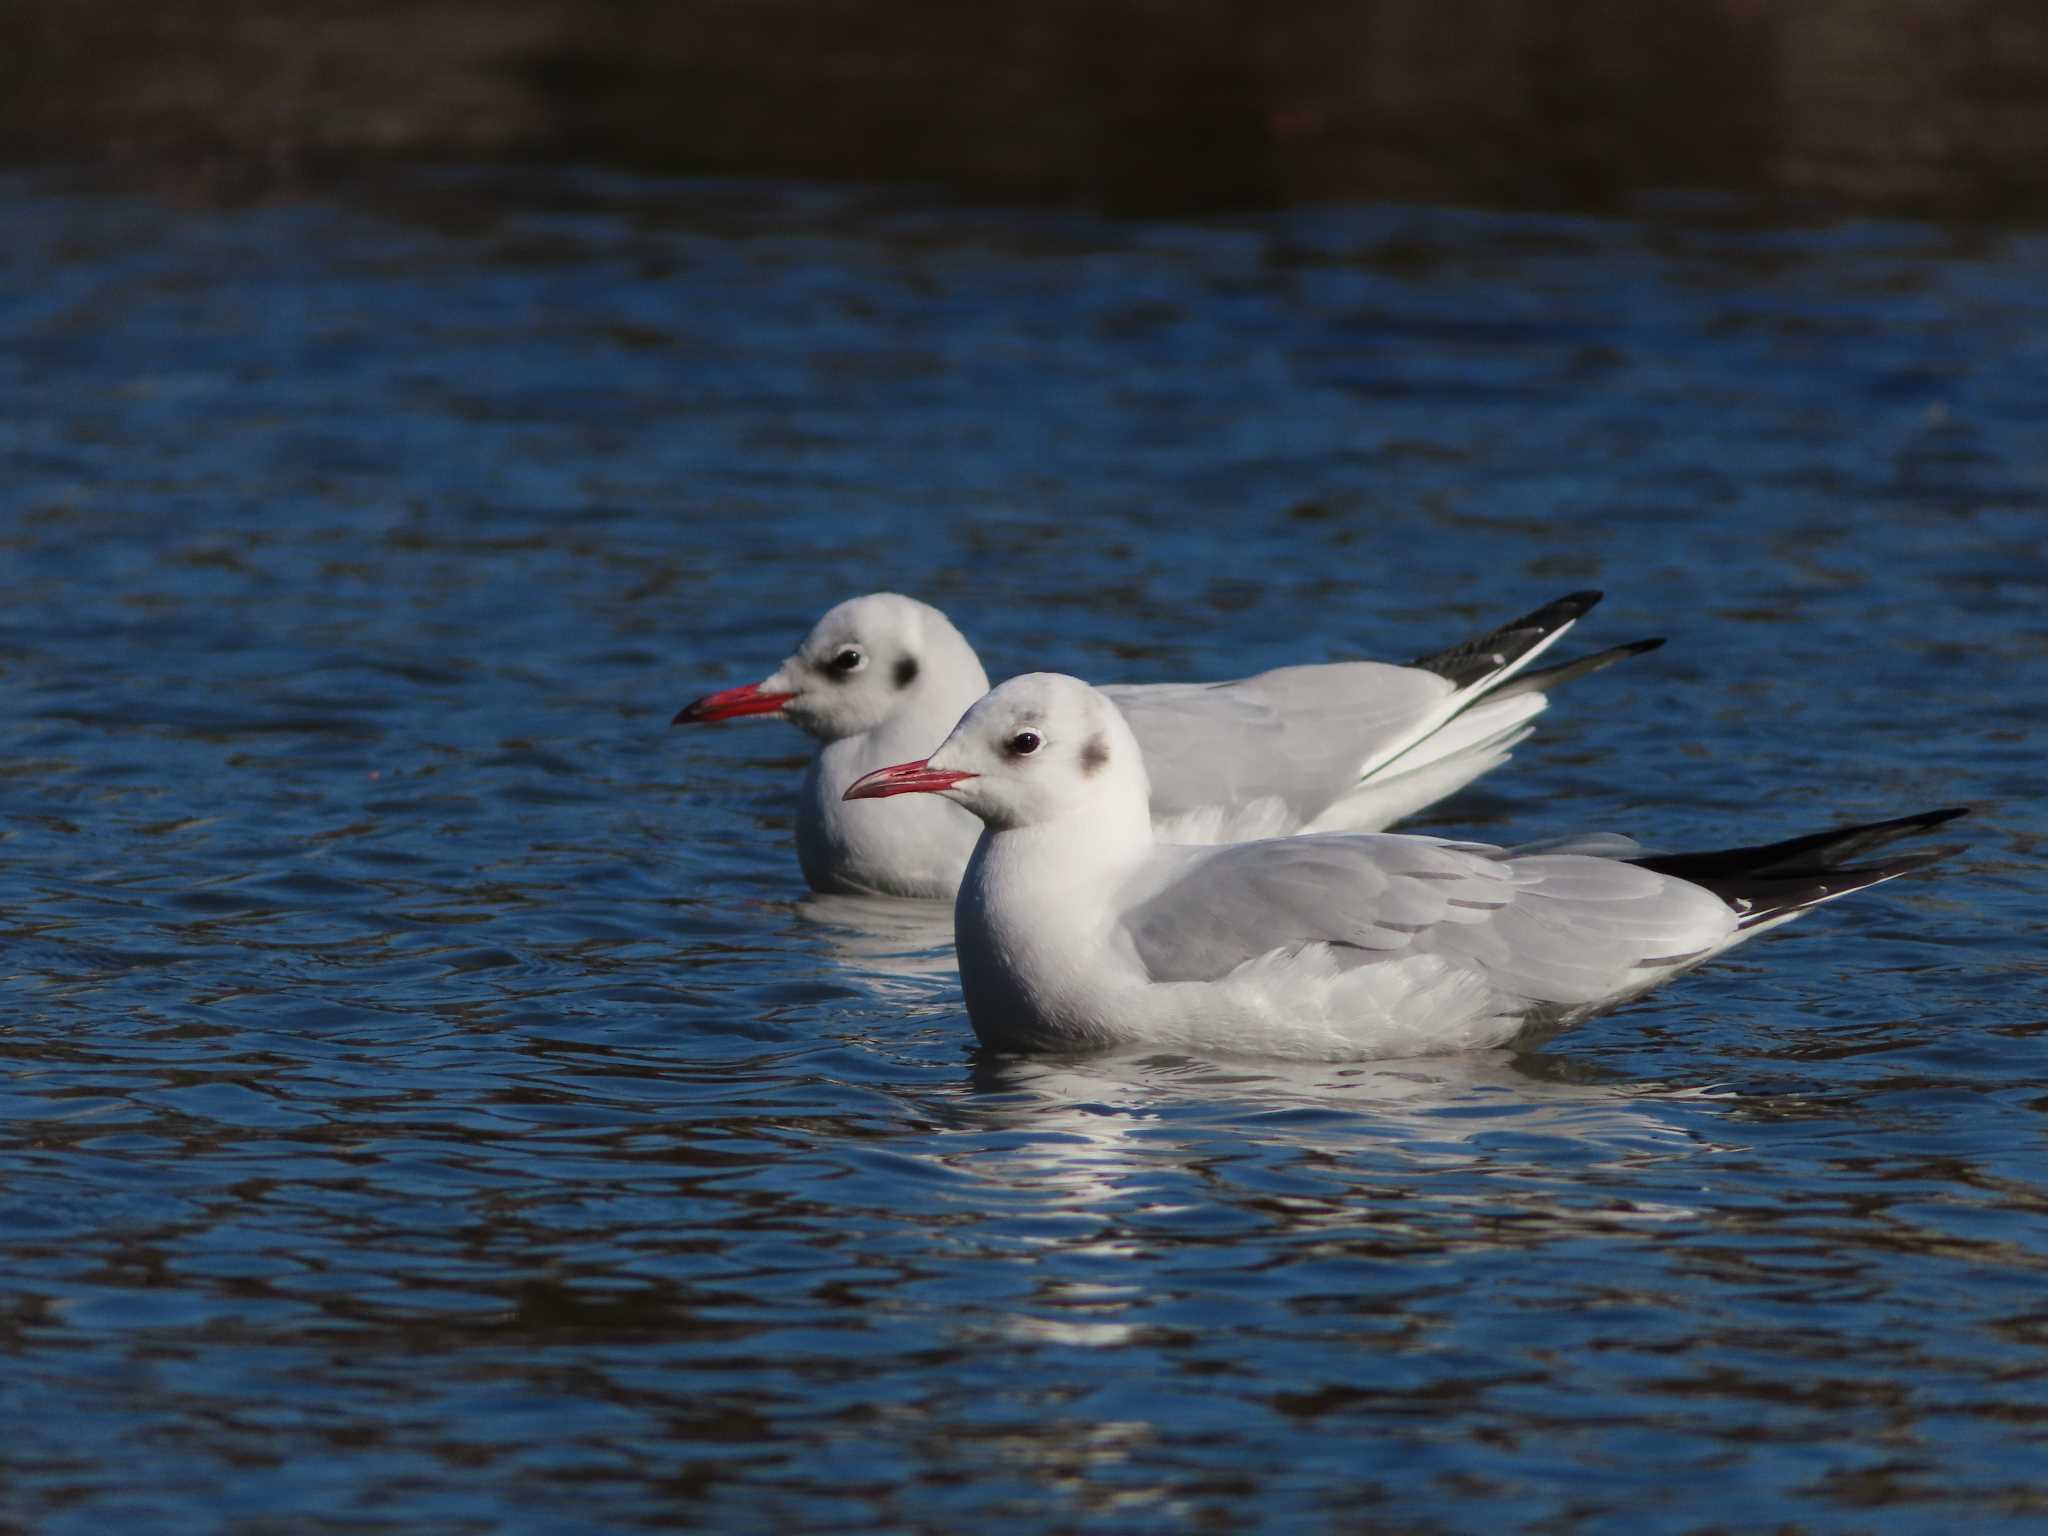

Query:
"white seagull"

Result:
[[676, 590, 1659, 898], [842, 672, 1966, 1061]]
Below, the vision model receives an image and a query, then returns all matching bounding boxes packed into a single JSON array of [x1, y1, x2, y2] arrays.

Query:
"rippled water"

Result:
[[2, 170, 2045, 1532]]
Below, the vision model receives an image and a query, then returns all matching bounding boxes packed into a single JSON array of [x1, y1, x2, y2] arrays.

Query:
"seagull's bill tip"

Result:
[[843, 760, 978, 801], [673, 683, 795, 725]]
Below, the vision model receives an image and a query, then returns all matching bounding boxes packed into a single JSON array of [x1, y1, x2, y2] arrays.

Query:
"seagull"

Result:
[[843, 672, 1966, 1061], [676, 591, 1660, 898]]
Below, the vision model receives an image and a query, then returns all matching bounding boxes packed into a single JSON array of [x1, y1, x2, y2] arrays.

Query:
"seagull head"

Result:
[[673, 593, 989, 743], [843, 672, 1150, 832]]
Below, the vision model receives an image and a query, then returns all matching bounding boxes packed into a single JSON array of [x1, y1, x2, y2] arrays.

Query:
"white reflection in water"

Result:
[[951, 1048, 1734, 1241], [789, 890, 958, 1000], [900, 1049, 1740, 1506]]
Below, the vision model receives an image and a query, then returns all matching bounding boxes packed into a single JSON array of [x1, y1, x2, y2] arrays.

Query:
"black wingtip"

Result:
[[1520, 590, 1604, 630], [1482, 634, 1664, 701], [1912, 806, 1972, 833], [1630, 805, 1970, 924], [1409, 590, 1608, 687], [1814, 806, 1972, 852]]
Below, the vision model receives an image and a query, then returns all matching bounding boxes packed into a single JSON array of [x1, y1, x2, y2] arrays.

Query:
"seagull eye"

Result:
[[1007, 730, 1043, 757], [827, 648, 866, 676]]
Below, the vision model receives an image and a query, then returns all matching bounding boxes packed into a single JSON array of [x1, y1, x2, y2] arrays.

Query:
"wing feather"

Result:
[[1106, 663, 1454, 832], [1120, 835, 1740, 1009]]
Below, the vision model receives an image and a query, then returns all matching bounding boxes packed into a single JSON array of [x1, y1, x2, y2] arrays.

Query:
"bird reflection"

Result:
[[784, 890, 958, 1003], [947, 1046, 1733, 1234]]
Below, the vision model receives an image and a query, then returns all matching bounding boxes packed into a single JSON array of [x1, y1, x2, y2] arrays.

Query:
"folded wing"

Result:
[[1119, 834, 1740, 1010], [1106, 591, 1656, 842], [1105, 662, 1453, 836]]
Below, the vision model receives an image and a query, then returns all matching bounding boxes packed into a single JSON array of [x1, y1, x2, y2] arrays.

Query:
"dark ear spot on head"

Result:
[[1080, 732, 1110, 776], [893, 656, 919, 689]]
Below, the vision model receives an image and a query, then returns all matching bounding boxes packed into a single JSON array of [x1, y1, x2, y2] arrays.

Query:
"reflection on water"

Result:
[[793, 892, 958, 987], [957, 1049, 1722, 1224], [0, 170, 2044, 1532]]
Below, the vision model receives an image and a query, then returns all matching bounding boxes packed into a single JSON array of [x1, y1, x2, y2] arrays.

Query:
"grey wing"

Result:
[[1105, 663, 1454, 832], [1119, 834, 1513, 981], [1120, 835, 1741, 1007], [1504, 831, 1647, 858]]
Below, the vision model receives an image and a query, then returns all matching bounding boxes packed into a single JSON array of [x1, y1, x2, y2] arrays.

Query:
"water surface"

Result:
[[1, 172, 2044, 1532]]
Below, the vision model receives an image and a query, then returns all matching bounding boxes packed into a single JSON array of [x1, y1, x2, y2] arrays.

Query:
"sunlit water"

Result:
[[2, 170, 2045, 1532]]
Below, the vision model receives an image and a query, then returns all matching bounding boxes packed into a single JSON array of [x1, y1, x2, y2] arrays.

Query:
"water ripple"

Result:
[[0, 170, 2042, 1533]]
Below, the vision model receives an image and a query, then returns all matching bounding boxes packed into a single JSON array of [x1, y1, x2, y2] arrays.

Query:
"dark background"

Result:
[[7, 0, 2047, 219]]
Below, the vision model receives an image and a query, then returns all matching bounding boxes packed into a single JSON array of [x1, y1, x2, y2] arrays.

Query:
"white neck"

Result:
[[954, 793, 1155, 1049]]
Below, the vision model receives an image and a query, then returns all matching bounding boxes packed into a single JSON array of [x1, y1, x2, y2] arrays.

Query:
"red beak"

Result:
[[842, 759, 978, 800], [673, 682, 796, 724]]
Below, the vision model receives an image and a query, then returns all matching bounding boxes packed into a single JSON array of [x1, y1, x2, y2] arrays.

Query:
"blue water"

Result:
[[2, 169, 2045, 1533]]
